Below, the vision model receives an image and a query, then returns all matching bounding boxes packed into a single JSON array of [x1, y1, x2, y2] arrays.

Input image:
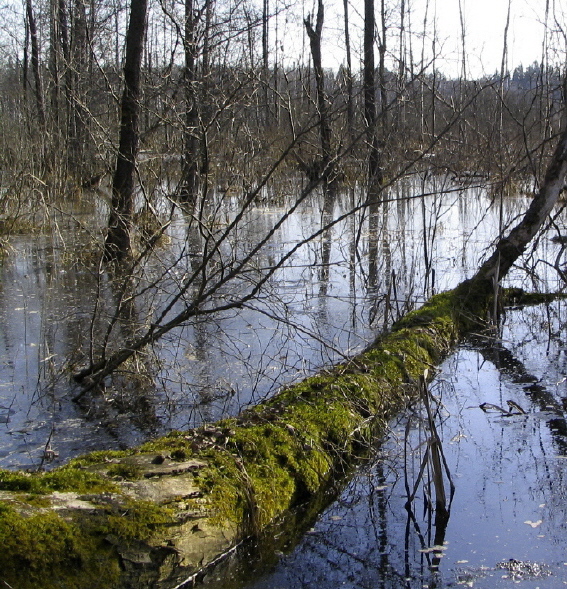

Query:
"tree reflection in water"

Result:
[[241, 303, 567, 589]]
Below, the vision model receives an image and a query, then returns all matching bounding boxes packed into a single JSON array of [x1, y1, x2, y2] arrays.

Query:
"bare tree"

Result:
[[104, 0, 149, 261], [304, 0, 334, 185], [25, 0, 46, 131], [178, 0, 200, 203], [364, 0, 382, 196]]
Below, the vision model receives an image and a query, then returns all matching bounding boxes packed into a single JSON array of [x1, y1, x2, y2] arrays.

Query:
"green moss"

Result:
[[22, 494, 51, 508], [0, 502, 120, 589], [67, 449, 132, 468], [101, 499, 174, 541], [392, 291, 457, 331], [0, 467, 117, 494], [195, 388, 376, 532], [502, 287, 567, 307], [138, 429, 195, 455], [105, 463, 143, 480], [187, 307, 451, 534]]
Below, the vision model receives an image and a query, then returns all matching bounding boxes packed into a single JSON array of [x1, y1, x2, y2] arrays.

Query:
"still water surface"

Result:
[[1, 176, 567, 586]]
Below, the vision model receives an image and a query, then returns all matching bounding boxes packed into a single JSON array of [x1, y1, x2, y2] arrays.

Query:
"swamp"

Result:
[[2, 0, 567, 585], [3, 176, 567, 588]]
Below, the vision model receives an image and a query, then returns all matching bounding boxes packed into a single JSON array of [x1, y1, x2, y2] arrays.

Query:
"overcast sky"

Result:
[[307, 0, 564, 78], [432, 0, 558, 77]]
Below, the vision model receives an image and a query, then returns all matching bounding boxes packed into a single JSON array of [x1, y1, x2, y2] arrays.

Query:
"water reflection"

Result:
[[0, 176, 565, 468], [240, 303, 567, 589]]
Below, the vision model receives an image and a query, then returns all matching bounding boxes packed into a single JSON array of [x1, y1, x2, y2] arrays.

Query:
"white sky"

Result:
[[431, 0, 558, 77], [295, 0, 565, 79], [0, 0, 560, 80]]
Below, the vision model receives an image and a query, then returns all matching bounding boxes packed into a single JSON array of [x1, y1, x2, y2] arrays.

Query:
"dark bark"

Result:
[[179, 0, 200, 203], [304, 0, 334, 183], [200, 0, 213, 190], [364, 0, 382, 197], [262, 0, 270, 125], [342, 0, 354, 141], [25, 0, 46, 130], [49, 0, 60, 126], [69, 0, 89, 171], [378, 0, 387, 127], [104, 0, 148, 261]]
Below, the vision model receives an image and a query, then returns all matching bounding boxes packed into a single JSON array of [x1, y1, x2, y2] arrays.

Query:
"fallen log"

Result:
[[2, 122, 567, 589], [0, 286, 475, 589]]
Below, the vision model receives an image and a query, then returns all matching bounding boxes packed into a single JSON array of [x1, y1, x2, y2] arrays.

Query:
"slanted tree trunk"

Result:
[[104, 0, 148, 262], [471, 125, 567, 288]]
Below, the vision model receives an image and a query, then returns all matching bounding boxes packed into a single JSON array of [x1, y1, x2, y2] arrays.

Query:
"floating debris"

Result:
[[496, 558, 551, 580], [419, 544, 448, 554]]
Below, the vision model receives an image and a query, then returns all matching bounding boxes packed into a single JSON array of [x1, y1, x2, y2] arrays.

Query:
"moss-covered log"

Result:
[[0, 286, 480, 589], [3, 120, 567, 588]]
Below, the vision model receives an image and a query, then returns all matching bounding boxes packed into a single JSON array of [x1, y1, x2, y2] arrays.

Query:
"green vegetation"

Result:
[[0, 466, 118, 494], [0, 284, 491, 588], [0, 503, 120, 589]]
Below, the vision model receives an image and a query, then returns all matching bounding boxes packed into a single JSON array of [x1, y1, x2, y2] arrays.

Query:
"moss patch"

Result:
[[0, 283, 482, 588], [98, 498, 175, 541], [0, 466, 118, 495], [0, 502, 120, 589]]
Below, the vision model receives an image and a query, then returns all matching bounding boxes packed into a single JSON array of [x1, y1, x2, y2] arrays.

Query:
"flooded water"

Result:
[[214, 302, 567, 589], [2, 174, 542, 469], [2, 173, 567, 586]]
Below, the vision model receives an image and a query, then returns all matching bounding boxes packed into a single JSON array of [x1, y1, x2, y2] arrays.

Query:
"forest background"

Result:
[[0, 0, 566, 452]]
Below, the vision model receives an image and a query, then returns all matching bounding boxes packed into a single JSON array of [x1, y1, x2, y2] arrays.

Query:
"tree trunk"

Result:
[[342, 0, 354, 142], [471, 125, 567, 287], [178, 0, 200, 203], [364, 0, 382, 198], [69, 0, 89, 173], [0, 286, 462, 589], [304, 0, 334, 184], [25, 0, 46, 131], [104, 0, 148, 262], [262, 0, 270, 125]]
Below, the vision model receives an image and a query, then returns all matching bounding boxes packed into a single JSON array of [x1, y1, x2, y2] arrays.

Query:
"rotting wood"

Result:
[[3, 124, 567, 588]]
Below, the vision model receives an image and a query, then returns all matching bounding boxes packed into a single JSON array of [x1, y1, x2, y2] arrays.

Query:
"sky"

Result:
[[0, 0, 560, 80], [431, 0, 557, 77], [302, 0, 563, 79]]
